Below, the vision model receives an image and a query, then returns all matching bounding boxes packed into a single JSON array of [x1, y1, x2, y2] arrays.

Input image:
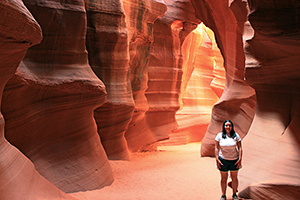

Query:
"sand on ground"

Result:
[[70, 143, 239, 200]]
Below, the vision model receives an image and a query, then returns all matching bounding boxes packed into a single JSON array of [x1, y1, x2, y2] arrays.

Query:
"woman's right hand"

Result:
[[216, 158, 223, 169], [215, 141, 223, 169]]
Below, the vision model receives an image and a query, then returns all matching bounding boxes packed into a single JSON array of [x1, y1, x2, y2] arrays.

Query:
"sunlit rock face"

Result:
[[0, 0, 76, 199], [171, 22, 225, 144], [191, 0, 256, 157], [239, 0, 300, 199], [180, 23, 224, 111], [145, 0, 201, 147], [85, 0, 135, 160], [122, 0, 167, 151], [2, 0, 113, 193]]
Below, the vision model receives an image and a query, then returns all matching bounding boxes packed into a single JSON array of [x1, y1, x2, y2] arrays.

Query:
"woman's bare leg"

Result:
[[230, 171, 239, 195], [220, 171, 228, 195]]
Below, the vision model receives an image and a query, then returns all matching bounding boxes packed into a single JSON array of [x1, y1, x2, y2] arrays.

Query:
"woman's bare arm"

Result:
[[235, 141, 242, 168], [215, 140, 222, 168]]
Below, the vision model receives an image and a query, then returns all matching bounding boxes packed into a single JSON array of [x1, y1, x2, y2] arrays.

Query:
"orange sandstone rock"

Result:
[[123, 0, 168, 151], [2, 0, 113, 193], [85, 0, 135, 160], [144, 0, 201, 147], [0, 0, 76, 199], [191, 0, 256, 157], [174, 22, 225, 144], [239, 0, 300, 199]]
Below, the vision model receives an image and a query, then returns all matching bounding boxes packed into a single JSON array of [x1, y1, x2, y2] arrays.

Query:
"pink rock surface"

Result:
[[2, 0, 113, 193], [144, 0, 201, 148], [191, 0, 256, 157], [85, 0, 135, 160], [123, 0, 168, 152], [239, 0, 300, 199], [173, 23, 225, 144], [0, 0, 76, 199], [191, 0, 300, 198]]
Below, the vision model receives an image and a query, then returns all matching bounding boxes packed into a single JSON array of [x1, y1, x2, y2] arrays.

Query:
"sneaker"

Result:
[[220, 195, 226, 200], [232, 193, 239, 200]]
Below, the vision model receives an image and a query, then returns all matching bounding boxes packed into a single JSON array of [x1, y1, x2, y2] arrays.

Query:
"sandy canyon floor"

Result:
[[70, 143, 243, 200]]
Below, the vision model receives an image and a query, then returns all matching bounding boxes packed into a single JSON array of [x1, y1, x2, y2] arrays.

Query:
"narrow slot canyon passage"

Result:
[[160, 22, 225, 146], [71, 24, 227, 200], [2, 0, 299, 199]]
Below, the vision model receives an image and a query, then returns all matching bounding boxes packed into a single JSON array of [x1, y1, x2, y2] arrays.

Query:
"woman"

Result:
[[215, 120, 242, 200]]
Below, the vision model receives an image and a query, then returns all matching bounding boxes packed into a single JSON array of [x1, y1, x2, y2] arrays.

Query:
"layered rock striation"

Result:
[[191, 0, 300, 198], [239, 0, 300, 199], [85, 0, 135, 160], [191, 0, 256, 157], [2, 0, 113, 193], [144, 0, 201, 146], [123, 0, 168, 151], [0, 0, 77, 199], [173, 22, 225, 144]]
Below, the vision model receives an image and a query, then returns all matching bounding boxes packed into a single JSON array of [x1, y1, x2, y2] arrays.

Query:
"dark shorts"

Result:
[[218, 157, 240, 172]]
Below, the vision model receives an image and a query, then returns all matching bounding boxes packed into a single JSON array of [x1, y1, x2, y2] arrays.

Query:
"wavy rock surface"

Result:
[[171, 22, 225, 144], [191, 0, 256, 157], [239, 0, 300, 199], [85, 0, 135, 160], [122, 0, 167, 151], [144, 0, 201, 147], [0, 0, 76, 199], [2, 0, 113, 193]]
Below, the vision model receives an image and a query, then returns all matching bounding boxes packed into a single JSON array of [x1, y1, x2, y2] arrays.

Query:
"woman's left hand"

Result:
[[235, 159, 242, 169], [236, 141, 242, 169]]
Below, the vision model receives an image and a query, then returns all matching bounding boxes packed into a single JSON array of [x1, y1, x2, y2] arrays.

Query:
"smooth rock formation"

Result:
[[85, 0, 135, 160], [144, 0, 201, 147], [123, 0, 168, 151], [191, 0, 256, 157], [165, 22, 225, 145], [2, 0, 113, 193], [239, 0, 300, 199], [191, 0, 300, 198], [0, 0, 76, 199]]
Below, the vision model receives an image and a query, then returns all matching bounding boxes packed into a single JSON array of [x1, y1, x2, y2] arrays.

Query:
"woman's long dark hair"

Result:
[[222, 120, 236, 139]]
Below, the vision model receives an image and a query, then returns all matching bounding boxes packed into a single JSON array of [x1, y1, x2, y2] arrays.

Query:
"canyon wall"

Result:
[[1, 0, 218, 196], [191, 0, 300, 199], [123, 0, 167, 152], [2, 0, 113, 194], [144, 0, 202, 146], [0, 0, 77, 199], [165, 22, 225, 145], [85, 0, 135, 160], [239, 0, 300, 199], [0, 0, 171, 196], [191, 0, 256, 157]]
